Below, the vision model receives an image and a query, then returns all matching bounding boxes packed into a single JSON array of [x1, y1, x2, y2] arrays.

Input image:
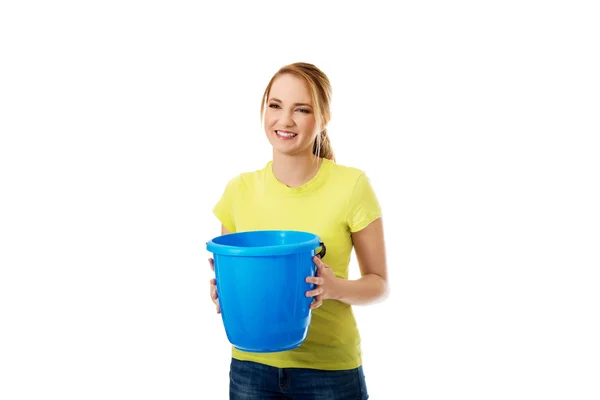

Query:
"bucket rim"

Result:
[[206, 229, 322, 257]]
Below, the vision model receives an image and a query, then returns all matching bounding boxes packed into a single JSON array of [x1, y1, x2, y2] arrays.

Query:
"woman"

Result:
[[209, 62, 389, 399]]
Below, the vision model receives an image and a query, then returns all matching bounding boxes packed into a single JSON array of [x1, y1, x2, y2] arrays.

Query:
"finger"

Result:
[[305, 287, 324, 297], [310, 298, 323, 309], [216, 303, 221, 314], [210, 278, 216, 286], [305, 276, 324, 285], [310, 294, 323, 309], [209, 258, 214, 271], [211, 287, 219, 301], [313, 256, 329, 271]]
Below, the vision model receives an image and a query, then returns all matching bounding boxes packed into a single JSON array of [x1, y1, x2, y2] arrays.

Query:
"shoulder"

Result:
[[222, 162, 271, 191], [326, 159, 369, 187]]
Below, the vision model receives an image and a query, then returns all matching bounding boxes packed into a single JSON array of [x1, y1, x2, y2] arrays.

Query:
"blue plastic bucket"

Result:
[[206, 230, 326, 352]]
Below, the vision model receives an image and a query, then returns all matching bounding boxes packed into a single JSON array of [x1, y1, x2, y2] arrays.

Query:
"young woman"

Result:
[[209, 62, 389, 399]]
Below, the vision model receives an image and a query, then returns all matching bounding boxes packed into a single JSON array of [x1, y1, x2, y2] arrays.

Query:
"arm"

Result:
[[306, 218, 389, 307], [209, 224, 231, 313], [336, 217, 389, 305]]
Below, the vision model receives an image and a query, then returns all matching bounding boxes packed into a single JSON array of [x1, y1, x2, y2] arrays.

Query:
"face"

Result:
[[264, 73, 320, 157]]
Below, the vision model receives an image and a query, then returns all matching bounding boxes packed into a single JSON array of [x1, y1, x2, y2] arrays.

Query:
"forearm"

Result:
[[332, 274, 389, 306]]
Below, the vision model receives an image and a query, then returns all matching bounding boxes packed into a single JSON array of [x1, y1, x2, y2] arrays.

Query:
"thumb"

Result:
[[313, 255, 325, 269]]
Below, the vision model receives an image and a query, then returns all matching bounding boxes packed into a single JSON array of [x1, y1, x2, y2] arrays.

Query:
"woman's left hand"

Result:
[[305, 255, 339, 309]]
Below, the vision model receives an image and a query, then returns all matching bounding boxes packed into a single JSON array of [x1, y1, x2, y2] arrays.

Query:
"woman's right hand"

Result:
[[209, 258, 221, 314]]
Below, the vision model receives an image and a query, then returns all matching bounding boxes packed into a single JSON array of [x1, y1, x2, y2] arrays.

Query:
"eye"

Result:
[[268, 103, 280, 109], [297, 108, 311, 114]]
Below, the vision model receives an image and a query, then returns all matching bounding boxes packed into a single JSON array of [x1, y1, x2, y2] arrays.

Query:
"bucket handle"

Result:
[[316, 242, 326, 259]]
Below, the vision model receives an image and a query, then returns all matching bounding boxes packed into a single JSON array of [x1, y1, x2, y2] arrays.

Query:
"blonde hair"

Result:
[[260, 62, 335, 161]]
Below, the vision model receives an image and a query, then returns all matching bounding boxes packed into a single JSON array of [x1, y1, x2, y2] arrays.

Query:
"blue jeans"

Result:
[[229, 358, 369, 399]]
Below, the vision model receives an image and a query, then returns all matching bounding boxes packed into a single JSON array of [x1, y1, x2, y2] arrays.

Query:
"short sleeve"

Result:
[[346, 172, 382, 233], [212, 176, 239, 233]]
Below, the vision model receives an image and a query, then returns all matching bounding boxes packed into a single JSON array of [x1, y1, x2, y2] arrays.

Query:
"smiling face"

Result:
[[263, 73, 320, 157]]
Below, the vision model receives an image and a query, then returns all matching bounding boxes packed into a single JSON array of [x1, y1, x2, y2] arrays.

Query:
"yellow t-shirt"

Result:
[[212, 158, 382, 370]]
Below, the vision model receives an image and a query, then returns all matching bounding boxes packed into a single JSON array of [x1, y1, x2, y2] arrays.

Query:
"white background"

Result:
[[1, 1, 599, 399]]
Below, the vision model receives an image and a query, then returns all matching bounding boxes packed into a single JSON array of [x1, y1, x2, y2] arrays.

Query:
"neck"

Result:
[[272, 151, 322, 188]]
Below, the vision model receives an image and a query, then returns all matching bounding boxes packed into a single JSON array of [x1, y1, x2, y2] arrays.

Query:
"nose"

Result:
[[279, 109, 295, 127]]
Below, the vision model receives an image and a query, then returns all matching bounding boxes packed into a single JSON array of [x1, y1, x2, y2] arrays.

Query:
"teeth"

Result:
[[277, 130, 297, 138]]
